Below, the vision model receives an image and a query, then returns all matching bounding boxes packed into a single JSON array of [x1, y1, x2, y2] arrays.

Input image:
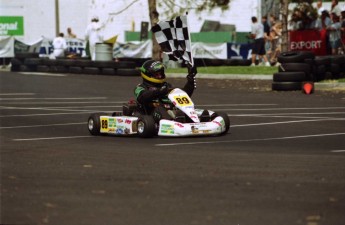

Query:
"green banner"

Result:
[[0, 16, 24, 36]]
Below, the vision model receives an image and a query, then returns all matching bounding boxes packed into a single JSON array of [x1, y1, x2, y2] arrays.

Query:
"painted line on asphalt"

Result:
[[13, 136, 92, 141], [0, 111, 111, 118], [331, 150, 345, 153], [0, 101, 125, 105], [213, 107, 345, 111], [155, 133, 345, 147], [0, 122, 85, 129], [0, 93, 35, 96], [0, 97, 108, 101], [18, 72, 67, 77], [231, 118, 345, 127]]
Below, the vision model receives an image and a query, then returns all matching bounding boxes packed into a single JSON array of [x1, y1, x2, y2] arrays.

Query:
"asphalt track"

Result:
[[1, 70, 345, 225]]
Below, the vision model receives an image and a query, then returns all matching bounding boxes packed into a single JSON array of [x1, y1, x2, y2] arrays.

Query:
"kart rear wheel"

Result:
[[137, 115, 156, 138], [88, 113, 106, 135], [213, 111, 230, 135]]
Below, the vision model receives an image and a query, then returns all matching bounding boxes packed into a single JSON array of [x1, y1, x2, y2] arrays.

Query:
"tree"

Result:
[[148, 0, 231, 60], [280, 0, 289, 52]]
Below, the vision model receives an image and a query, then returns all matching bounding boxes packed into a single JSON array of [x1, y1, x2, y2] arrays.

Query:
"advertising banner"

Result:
[[289, 29, 327, 56], [0, 16, 24, 36], [0, 37, 15, 57], [113, 40, 152, 58], [192, 42, 227, 59]]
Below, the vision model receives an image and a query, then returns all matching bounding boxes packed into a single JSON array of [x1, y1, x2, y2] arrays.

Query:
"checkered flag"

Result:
[[151, 15, 194, 67]]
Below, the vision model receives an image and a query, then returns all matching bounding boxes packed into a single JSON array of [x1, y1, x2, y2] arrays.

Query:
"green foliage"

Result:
[[157, 0, 230, 19], [166, 66, 278, 75]]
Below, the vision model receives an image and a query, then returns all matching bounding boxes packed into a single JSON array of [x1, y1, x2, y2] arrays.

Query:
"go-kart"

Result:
[[87, 88, 230, 137]]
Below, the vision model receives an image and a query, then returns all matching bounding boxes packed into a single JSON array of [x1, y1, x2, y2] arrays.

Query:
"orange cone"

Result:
[[302, 82, 314, 94]]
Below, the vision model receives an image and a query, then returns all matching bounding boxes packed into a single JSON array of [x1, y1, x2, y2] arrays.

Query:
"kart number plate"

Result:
[[100, 118, 109, 132], [173, 95, 192, 106]]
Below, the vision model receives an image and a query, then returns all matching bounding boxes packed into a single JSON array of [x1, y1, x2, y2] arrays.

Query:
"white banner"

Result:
[[192, 42, 227, 59], [0, 37, 15, 57], [39, 37, 86, 57], [113, 40, 152, 58]]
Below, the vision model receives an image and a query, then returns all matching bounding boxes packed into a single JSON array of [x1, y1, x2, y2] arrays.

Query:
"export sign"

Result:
[[0, 16, 24, 36], [289, 29, 327, 56]]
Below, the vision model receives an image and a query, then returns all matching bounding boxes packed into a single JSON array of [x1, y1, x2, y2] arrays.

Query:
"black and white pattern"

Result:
[[151, 15, 193, 66]]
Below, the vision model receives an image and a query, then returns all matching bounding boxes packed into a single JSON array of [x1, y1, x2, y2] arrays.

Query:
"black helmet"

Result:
[[140, 60, 166, 84]]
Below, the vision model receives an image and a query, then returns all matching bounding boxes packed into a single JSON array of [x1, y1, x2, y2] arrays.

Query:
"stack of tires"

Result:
[[272, 51, 315, 91]]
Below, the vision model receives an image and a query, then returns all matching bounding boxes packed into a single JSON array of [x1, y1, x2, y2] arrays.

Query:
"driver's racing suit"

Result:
[[134, 71, 196, 122]]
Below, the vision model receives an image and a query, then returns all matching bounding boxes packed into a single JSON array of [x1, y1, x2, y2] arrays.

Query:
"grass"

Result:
[[166, 66, 278, 75]]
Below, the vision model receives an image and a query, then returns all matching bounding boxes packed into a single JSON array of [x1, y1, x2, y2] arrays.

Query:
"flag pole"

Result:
[[185, 11, 194, 67]]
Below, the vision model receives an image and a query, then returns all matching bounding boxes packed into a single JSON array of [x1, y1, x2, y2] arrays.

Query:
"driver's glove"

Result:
[[158, 84, 170, 96], [187, 66, 197, 89]]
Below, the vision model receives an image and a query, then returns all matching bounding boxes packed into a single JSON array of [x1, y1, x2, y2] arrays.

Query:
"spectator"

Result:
[[316, 0, 325, 16], [269, 22, 282, 65], [331, 0, 342, 19], [249, 16, 270, 66], [67, 27, 77, 38], [85, 15, 103, 60], [321, 10, 332, 54], [50, 32, 67, 59], [327, 12, 342, 55], [262, 15, 270, 53]]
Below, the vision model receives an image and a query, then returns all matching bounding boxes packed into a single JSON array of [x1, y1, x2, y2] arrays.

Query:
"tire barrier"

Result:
[[10, 56, 140, 76], [273, 51, 345, 91]]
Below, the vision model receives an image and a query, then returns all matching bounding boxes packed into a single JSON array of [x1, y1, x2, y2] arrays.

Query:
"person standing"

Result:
[[50, 32, 67, 59], [85, 16, 103, 61], [327, 12, 342, 55], [316, 0, 325, 16], [66, 27, 77, 38], [250, 16, 270, 67]]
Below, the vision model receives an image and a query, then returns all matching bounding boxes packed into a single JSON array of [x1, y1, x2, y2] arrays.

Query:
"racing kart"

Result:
[[87, 88, 230, 137]]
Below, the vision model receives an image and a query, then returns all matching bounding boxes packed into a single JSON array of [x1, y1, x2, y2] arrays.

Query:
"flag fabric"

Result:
[[151, 15, 193, 66]]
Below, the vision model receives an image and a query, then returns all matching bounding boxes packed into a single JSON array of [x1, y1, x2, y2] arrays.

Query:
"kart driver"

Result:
[[134, 59, 197, 122]]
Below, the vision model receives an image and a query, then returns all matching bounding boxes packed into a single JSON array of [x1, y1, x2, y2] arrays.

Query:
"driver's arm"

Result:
[[183, 66, 197, 96], [135, 84, 171, 105]]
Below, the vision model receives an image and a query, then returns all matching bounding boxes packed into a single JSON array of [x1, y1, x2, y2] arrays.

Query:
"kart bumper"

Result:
[[158, 116, 226, 136]]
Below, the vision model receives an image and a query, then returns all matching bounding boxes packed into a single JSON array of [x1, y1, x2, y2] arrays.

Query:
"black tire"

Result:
[[330, 63, 341, 79], [272, 82, 302, 91], [88, 113, 107, 135], [24, 58, 42, 66], [137, 115, 156, 138], [213, 111, 230, 135], [277, 51, 315, 63], [331, 55, 345, 65], [37, 65, 50, 72], [314, 56, 331, 66], [115, 68, 140, 76], [312, 64, 326, 82], [69, 66, 82, 74], [83, 67, 100, 75], [226, 59, 239, 66], [273, 72, 306, 82], [50, 65, 68, 73], [101, 68, 116, 76], [278, 63, 311, 76]]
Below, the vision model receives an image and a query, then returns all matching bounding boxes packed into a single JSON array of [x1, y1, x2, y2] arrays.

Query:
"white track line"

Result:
[[0, 111, 112, 118], [13, 136, 92, 141], [231, 118, 345, 127], [331, 150, 345, 153], [155, 133, 345, 147], [0, 122, 85, 129], [0, 101, 126, 105], [18, 72, 66, 76], [0, 97, 108, 101], [0, 93, 35, 96]]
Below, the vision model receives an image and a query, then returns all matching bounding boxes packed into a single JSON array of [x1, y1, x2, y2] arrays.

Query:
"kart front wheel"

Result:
[[213, 111, 230, 135], [137, 115, 156, 138]]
